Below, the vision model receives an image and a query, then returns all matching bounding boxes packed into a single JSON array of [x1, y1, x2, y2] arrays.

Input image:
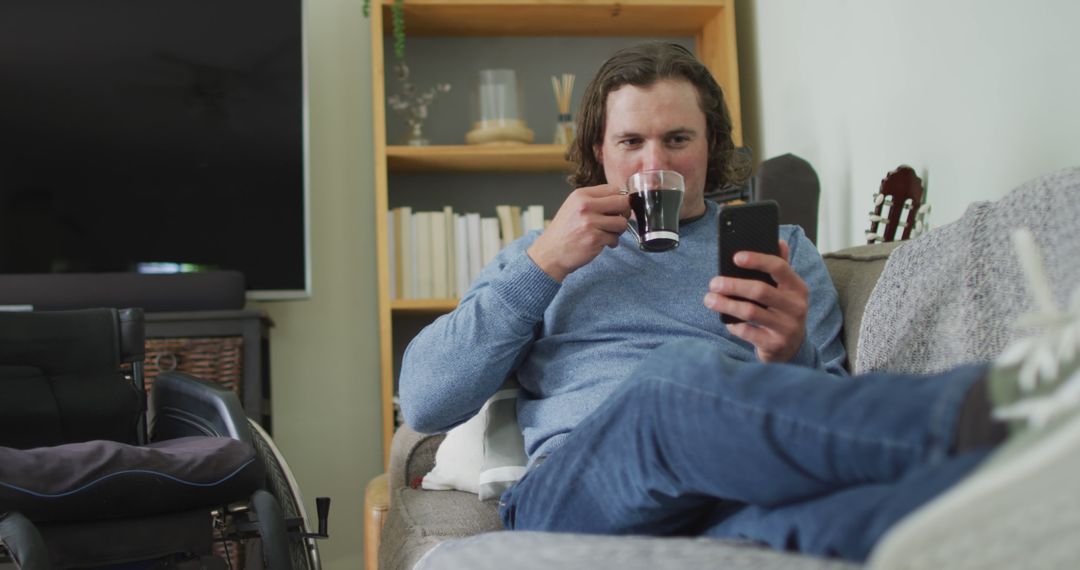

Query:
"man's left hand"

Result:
[[703, 240, 808, 363]]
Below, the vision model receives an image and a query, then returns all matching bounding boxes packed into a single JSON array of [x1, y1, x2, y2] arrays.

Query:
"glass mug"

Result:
[[623, 169, 685, 252]]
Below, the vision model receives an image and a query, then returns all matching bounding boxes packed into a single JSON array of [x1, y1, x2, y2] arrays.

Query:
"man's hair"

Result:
[[568, 41, 746, 191]]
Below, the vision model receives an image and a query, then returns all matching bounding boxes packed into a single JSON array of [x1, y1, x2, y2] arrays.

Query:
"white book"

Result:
[[481, 217, 502, 267], [466, 213, 483, 285], [495, 204, 515, 248], [443, 206, 456, 298], [524, 204, 544, 233], [429, 212, 447, 298], [414, 211, 432, 298], [387, 210, 396, 299], [454, 214, 470, 298], [398, 206, 413, 298], [510, 205, 523, 241]]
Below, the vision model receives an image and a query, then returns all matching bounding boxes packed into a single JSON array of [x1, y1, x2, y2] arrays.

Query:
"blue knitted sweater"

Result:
[[400, 200, 847, 463]]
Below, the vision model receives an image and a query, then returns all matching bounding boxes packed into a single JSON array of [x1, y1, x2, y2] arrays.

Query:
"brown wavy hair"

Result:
[[568, 42, 746, 191]]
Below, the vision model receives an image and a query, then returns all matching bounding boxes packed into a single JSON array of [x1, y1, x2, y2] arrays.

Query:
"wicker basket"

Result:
[[143, 336, 244, 398]]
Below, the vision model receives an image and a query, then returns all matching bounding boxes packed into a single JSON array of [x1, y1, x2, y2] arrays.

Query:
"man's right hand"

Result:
[[527, 184, 630, 282]]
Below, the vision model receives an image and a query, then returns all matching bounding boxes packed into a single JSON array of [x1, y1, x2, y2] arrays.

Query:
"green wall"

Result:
[[251, 0, 379, 567]]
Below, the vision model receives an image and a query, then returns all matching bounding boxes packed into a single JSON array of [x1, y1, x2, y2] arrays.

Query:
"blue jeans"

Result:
[[498, 339, 993, 561]]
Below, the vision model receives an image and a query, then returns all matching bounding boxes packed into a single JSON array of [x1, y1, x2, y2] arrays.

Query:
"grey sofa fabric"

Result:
[[380, 486, 504, 570], [821, 242, 903, 370], [381, 421, 504, 570], [417, 532, 861, 570], [856, 167, 1080, 375], [381, 242, 899, 570]]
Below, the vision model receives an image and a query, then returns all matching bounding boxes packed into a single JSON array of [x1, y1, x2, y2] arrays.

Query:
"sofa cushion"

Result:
[[410, 383, 527, 500], [416, 531, 861, 570], [822, 242, 903, 371], [0, 437, 261, 523], [420, 411, 485, 495], [479, 386, 527, 500]]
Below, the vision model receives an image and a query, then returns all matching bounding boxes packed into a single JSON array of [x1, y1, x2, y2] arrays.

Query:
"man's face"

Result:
[[596, 78, 710, 220]]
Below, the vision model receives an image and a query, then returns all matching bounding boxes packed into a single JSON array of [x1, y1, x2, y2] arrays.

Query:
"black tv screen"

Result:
[[0, 0, 308, 299]]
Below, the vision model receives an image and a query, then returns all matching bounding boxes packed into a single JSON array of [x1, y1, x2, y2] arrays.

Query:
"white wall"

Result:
[[736, 0, 1080, 253]]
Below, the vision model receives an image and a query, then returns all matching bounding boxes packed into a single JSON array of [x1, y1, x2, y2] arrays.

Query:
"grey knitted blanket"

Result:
[[856, 167, 1080, 375]]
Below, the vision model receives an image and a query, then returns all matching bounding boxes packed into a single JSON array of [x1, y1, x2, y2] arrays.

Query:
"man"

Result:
[[400, 41, 854, 551], [401, 40, 846, 443]]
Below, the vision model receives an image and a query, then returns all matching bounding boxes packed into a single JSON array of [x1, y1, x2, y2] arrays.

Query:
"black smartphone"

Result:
[[718, 201, 780, 324]]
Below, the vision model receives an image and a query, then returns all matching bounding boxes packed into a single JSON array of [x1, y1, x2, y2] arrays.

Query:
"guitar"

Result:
[[866, 165, 931, 243]]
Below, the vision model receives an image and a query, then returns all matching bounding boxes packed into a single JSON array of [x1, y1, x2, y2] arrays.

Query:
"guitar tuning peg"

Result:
[[874, 193, 885, 206]]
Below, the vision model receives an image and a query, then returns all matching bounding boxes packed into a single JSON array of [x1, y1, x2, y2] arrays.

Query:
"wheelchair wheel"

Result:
[[247, 419, 321, 570]]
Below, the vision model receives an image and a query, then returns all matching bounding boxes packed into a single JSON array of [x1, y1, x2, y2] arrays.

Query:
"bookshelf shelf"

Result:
[[371, 0, 741, 467], [381, 1, 728, 37], [387, 144, 572, 173], [390, 298, 459, 314]]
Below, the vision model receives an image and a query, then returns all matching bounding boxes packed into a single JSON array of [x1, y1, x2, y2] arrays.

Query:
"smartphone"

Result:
[[718, 201, 780, 324]]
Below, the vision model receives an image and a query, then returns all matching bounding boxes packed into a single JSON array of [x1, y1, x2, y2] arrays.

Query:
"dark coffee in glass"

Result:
[[626, 170, 685, 252]]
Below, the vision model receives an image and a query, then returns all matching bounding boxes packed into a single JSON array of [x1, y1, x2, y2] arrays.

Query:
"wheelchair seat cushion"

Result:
[[0, 436, 264, 523]]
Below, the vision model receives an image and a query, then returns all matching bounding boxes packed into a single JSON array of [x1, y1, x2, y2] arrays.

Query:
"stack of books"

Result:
[[387, 205, 546, 299]]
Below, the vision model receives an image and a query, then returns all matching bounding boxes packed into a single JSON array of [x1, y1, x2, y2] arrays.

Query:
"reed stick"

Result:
[[551, 73, 575, 117]]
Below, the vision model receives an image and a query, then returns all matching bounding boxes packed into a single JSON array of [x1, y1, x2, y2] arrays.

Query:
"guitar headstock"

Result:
[[866, 165, 930, 243]]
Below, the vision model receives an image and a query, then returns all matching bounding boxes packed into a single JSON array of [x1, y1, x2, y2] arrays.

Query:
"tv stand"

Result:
[[145, 310, 273, 432]]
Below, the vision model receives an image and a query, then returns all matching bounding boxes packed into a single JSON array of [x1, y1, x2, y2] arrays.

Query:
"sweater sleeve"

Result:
[[398, 232, 561, 433], [783, 226, 849, 376]]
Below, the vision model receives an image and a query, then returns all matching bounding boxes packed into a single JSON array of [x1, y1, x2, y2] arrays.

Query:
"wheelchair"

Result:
[[0, 308, 328, 569]]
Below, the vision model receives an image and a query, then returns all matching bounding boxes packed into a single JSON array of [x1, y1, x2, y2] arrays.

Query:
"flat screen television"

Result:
[[0, 0, 309, 300]]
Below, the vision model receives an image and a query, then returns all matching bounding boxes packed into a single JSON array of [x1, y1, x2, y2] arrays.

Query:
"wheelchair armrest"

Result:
[[149, 371, 254, 446]]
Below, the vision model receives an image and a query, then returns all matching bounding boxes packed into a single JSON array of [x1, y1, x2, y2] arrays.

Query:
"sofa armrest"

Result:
[[365, 473, 390, 570], [388, 424, 445, 491]]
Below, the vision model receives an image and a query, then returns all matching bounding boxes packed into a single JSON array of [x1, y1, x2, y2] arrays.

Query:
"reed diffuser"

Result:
[[551, 73, 575, 145]]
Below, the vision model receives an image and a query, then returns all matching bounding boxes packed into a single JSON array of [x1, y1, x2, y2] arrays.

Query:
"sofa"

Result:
[[365, 240, 902, 570], [365, 166, 1080, 570]]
